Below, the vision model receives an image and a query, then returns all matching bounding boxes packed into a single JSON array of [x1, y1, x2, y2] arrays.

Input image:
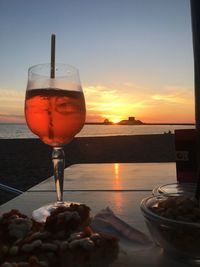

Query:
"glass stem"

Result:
[[52, 147, 65, 204]]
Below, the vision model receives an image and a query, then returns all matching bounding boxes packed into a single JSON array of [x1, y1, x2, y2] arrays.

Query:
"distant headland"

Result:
[[85, 116, 195, 126], [86, 116, 143, 125]]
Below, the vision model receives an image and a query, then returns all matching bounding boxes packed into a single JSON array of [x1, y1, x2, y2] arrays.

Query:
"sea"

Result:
[[0, 123, 195, 139]]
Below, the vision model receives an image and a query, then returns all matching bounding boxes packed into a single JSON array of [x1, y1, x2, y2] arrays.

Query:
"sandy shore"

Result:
[[0, 134, 175, 205]]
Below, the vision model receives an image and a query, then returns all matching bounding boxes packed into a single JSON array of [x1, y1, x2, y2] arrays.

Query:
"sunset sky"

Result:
[[0, 0, 194, 124]]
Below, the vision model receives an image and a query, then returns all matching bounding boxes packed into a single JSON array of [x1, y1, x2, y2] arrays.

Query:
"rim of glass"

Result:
[[152, 182, 196, 196], [140, 195, 200, 227], [159, 182, 196, 192], [28, 63, 79, 78]]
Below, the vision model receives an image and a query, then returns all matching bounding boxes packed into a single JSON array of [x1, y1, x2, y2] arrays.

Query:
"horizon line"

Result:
[[0, 122, 195, 125], [85, 122, 195, 125]]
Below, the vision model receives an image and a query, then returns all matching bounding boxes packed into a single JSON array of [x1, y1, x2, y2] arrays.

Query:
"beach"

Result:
[[0, 134, 175, 205]]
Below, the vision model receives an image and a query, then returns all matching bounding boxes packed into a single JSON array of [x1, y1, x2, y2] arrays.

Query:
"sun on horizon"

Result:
[[111, 118, 121, 124]]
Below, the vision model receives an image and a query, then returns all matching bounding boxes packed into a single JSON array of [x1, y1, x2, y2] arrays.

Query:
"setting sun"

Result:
[[112, 119, 121, 124], [0, 1, 195, 125], [84, 83, 195, 124]]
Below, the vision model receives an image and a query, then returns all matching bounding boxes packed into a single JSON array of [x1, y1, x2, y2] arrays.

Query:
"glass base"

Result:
[[32, 201, 80, 222]]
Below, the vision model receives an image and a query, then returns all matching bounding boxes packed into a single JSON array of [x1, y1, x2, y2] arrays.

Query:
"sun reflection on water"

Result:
[[113, 163, 123, 214]]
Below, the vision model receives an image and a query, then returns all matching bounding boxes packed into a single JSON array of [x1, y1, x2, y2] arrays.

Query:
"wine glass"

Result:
[[24, 63, 86, 222]]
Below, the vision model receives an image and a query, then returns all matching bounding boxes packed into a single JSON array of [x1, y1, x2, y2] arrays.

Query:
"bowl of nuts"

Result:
[[140, 194, 200, 264]]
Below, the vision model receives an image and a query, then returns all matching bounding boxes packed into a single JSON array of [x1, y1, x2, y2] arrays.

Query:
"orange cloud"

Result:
[[83, 83, 195, 123], [0, 84, 195, 124]]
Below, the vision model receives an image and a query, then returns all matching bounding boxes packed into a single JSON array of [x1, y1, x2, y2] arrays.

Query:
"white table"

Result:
[[0, 163, 191, 266]]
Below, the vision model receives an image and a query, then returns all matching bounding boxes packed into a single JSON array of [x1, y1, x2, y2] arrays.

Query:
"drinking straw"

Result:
[[51, 33, 56, 78], [49, 33, 56, 139]]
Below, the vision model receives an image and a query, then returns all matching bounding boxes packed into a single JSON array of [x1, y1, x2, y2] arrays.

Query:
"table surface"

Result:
[[0, 162, 191, 266]]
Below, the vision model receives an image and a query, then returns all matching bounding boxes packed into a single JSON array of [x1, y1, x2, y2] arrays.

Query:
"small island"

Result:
[[86, 117, 144, 125], [117, 116, 143, 125]]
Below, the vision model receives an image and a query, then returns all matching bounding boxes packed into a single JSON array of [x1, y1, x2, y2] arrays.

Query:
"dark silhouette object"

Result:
[[191, 0, 200, 131], [190, 0, 200, 199]]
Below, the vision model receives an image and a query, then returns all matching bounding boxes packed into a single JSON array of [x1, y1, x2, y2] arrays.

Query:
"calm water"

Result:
[[0, 123, 195, 139]]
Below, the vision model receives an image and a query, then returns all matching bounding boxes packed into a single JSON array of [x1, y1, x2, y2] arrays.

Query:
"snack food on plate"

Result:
[[0, 204, 119, 267]]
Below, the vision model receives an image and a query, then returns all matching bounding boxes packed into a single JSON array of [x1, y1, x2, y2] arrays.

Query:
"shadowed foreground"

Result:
[[0, 134, 175, 204]]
